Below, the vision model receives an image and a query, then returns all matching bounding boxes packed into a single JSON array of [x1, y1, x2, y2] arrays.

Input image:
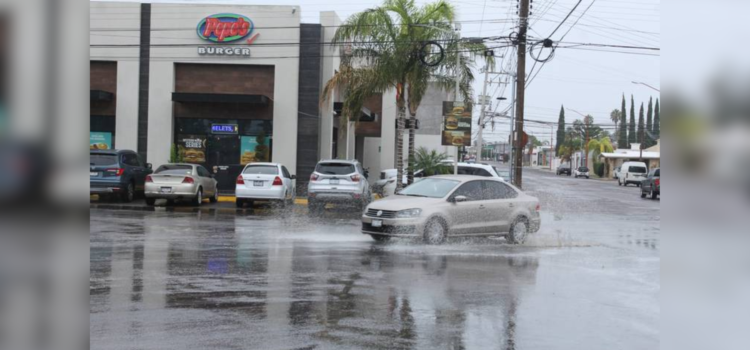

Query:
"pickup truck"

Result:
[[640, 168, 660, 199]]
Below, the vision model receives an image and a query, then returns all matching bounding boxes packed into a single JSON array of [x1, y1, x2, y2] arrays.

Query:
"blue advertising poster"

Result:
[[240, 134, 272, 164], [90, 132, 112, 150]]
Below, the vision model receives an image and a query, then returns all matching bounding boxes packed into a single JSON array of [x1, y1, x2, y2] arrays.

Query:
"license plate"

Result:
[[330, 179, 339, 185], [253, 181, 264, 187], [371, 219, 382, 228], [90, 172, 97, 177], [160, 187, 172, 194]]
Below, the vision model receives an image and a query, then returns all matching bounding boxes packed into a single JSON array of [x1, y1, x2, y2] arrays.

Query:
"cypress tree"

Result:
[[628, 95, 636, 147], [556, 105, 566, 154], [618, 94, 628, 148], [646, 97, 653, 147], [637, 103, 645, 145], [653, 98, 660, 141]]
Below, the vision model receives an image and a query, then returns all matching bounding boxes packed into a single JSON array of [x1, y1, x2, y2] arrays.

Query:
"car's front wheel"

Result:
[[650, 190, 658, 199], [423, 218, 447, 245], [508, 217, 529, 244]]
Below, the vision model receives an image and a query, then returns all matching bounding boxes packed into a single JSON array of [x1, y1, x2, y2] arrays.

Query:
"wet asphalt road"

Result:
[[90, 168, 659, 350]]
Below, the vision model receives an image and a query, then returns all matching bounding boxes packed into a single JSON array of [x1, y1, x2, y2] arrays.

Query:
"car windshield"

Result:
[[399, 178, 460, 198], [155, 165, 193, 175], [630, 166, 647, 173], [90, 154, 118, 166], [243, 165, 278, 175], [316, 163, 355, 175], [579, 167, 589, 172]]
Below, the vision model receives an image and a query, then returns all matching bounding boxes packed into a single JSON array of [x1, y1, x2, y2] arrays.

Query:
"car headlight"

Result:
[[396, 208, 422, 218]]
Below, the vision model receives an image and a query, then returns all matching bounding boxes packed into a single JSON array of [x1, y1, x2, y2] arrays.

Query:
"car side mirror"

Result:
[[452, 195, 468, 203], [291, 174, 296, 180], [146, 163, 152, 170]]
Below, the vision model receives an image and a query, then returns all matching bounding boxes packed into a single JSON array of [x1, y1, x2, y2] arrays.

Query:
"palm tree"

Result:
[[321, 0, 490, 191], [412, 147, 451, 176], [587, 136, 614, 177]]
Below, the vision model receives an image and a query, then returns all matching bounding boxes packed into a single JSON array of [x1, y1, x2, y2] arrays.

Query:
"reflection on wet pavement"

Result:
[[91, 169, 659, 350]]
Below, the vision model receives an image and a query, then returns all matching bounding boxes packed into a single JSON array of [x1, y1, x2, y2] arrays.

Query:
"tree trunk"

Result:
[[407, 113, 416, 185], [395, 104, 406, 192]]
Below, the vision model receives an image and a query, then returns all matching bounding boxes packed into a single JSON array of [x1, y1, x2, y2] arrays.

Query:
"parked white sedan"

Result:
[[362, 175, 541, 244], [236, 162, 296, 208], [145, 163, 218, 206]]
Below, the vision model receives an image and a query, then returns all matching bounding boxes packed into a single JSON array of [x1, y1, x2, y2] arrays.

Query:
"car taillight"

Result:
[[310, 173, 319, 181], [272, 176, 283, 186], [106, 168, 124, 176], [351, 174, 361, 182], [236, 175, 245, 185], [535, 203, 541, 212], [182, 177, 194, 184], [655, 178, 660, 186], [146, 175, 153, 183]]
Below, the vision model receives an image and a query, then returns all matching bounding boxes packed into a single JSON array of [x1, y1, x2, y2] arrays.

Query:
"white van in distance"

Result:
[[617, 161, 648, 186]]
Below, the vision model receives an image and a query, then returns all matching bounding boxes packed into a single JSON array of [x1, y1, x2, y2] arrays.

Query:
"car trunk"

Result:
[[90, 153, 120, 179], [314, 163, 359, 190], [150, 174, 190, 184], [151, 165, 194, 184], [239, 165, 279, 190]]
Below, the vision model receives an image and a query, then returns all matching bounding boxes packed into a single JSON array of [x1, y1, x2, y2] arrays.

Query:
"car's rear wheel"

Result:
[[423, 218, 447, 245], [650, 190, 658, 199], [308, 200, 322, 215], [508, 217, 529, 245], [370, 234, 391, 242], [641, 189, 647, 198], [236, 198, 244, 208], [193, 188, 202, 206], [121, 182, 134, 203], [209, 190, 218, 203], [145, 198, 156, 206]]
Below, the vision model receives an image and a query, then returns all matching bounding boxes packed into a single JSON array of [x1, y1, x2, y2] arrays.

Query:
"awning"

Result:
[[90, 90, 114, 102], [172, 92, 270, 106]]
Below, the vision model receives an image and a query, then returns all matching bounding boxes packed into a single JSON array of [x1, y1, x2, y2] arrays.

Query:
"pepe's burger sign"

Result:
[[196, 13, 259, 57]]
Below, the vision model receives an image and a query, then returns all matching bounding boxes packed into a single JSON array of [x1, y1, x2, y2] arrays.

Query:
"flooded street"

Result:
[[90, 169, 659, 350]]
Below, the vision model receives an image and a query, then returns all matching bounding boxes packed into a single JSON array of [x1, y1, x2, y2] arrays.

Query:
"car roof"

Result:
[[158, 163, 196, 167], [318, 159, 359, 164], [90, 149, 132, 154], [244, 162, 280, 166]]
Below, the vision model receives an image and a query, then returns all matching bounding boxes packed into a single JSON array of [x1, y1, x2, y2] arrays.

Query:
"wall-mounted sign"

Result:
[[211, 124, 238, 134], [197, 14, 254, 43], [441, 101, 473, 146], [90, 132, 112, 150], [198, 46, 251, 57]]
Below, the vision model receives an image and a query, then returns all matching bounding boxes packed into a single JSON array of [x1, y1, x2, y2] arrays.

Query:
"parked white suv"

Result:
[[616, 161, 648, 186], [308, 160, 372, 212], [379, 162, 505, 197], [235, 163, 296, 208]]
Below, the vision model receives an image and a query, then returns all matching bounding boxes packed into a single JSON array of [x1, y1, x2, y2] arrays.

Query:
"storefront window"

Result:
[[174, 118, 272, 168]]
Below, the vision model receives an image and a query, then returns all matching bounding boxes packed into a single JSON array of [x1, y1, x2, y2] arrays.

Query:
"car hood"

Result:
[[367, 195, 446, 211]]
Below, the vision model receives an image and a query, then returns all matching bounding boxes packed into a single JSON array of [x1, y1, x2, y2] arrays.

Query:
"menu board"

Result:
[[90, 132, 112, 150], [178, 134, 206, 163], [441, 101, 473, 146]]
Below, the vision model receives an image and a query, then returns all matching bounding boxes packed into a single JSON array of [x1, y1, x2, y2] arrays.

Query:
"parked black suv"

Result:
[[90, 149, 152, 202], [556, 164, 572, 176]]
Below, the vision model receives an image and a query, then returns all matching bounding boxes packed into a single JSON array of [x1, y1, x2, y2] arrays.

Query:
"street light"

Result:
[[631, 81, 660, 92]]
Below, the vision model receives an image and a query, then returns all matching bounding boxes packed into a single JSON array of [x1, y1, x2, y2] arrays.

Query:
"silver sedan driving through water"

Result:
[[362, 175, 541, 244]]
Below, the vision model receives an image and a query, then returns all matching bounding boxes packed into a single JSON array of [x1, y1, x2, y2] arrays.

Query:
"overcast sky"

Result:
[[95, 0, 660, 144]]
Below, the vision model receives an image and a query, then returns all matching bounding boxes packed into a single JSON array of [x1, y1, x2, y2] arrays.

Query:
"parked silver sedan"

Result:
[[362, 175, 541, 244], [145, 163, 218, 206]]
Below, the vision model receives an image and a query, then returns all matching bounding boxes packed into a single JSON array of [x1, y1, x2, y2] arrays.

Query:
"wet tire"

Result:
[[308, 200, 322, 215], [209, 191, 218, 203], [651, 190, 658, 199], [193, 188, 202, 206], [370, 234, 391, 242], [145, 198, 156, 206], [121, 182, 134, 203], [423, 218, 447, 245], [641, 190, 647, 198], [236, 199, 244, 208], [166, 199, 175, 206], [508, 217, 529, 245]]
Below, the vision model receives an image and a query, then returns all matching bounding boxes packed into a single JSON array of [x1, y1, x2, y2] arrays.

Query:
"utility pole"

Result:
[[454, 23, 462, 175], [476, 65, 490, 161], [513, 0, 530, 188], [550, 124, 554, 170]]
